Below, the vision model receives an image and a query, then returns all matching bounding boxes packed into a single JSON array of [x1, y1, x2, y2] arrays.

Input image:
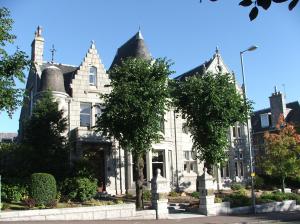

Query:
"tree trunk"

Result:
[[281, 176, 285, 193], [133, 153, 144, 210]]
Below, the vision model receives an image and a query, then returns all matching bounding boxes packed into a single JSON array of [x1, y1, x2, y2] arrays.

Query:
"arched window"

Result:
[[89, 66, 97, 86]]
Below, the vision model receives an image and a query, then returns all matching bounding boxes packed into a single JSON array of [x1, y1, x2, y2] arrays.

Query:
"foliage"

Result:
[[22, 91, 69, 180], [0, 7, 30, 117], [231, 183, 244, 191], [61, 177, 97, 202], [169, 191, 181, 197], [170, 72, 251, 168], [190, 191, 200, 199], [261, 114, 300, 192], [30, 173, 57, 206], [96, 57, 173, 209], [1, 183, 28, 202], [260, 192, 300, 204], [204, 0, 298, 21], [254, 176, 265, 189], [224, 189, 251, 208], [214, 197, 223, 203], [71, 159, 96, 180], [143, 189, 151, 201]]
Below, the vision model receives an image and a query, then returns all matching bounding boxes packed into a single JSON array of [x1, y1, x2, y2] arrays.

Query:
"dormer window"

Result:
[[260, 113, 270, 128], [89, 66, 97, 86]]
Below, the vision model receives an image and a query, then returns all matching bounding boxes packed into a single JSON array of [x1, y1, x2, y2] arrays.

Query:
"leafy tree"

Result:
[[203, 0, 298, 21], [22, 91, 69, 180], [170, 72, 251, 171], [96, 58, 173, 209], [0, 7, 30, 117], [261, 114, 300, 192]]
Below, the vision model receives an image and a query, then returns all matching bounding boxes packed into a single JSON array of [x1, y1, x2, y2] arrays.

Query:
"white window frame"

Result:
[[183, 151, 197, 173]]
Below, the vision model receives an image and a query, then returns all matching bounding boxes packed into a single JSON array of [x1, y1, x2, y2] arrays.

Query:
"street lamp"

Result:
[[240, 45, 258, 214]]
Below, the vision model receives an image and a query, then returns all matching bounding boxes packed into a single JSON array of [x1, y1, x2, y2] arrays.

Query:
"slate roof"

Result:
[[109, 31, 151, 70], [39, 63, 78, 96], [174, 59, 213, 81], [251, 101, 300, 133]]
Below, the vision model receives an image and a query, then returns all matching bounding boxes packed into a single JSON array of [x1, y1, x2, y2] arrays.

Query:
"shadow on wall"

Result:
[[69, 130, 124, 193]]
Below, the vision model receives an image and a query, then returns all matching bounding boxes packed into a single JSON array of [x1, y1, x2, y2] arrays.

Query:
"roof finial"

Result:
[[50, 44, 56, 64], [215, 46, 219, 54], [274, 85, 278, 94], [35, 26, 42, 37], [136, 26, 144, 40]]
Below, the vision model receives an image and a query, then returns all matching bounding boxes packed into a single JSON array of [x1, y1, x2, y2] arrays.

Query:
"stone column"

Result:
[[197, 168, 216, 215], [151, 169, 170, 219]]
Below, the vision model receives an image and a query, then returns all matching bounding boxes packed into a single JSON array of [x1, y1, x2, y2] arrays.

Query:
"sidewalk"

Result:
[[8, 211, 300, 224]]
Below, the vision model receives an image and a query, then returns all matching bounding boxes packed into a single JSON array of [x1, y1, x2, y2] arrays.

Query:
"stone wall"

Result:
[[0, 204, 136, 221]]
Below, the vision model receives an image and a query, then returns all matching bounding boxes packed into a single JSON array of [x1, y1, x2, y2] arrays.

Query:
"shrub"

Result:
[[224, 190, 251, 208], [260, 192, 300, 205], [30, 173, 57, 206], [61, 177, 97, 202], [23, 198, 36, 208], [214, 197, 222, 203], [169, 191, 180, 197], [191, 191, 200, 199], [143, 190, 151, 201], [231, 183, 244, 191], [1, 184, 28, 202], [254, 176, 265, 189], [0, 202, 10, 210]]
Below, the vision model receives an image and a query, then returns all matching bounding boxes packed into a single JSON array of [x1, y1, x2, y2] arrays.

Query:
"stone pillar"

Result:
[[151, 169, 169, 219], [197, 168, 216, 215]]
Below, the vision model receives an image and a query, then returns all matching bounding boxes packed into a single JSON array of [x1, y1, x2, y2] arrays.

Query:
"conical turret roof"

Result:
[[109, 30, 151, 70]]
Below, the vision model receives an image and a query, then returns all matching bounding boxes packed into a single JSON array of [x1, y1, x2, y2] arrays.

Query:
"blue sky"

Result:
[[1, 0, 300, 132]]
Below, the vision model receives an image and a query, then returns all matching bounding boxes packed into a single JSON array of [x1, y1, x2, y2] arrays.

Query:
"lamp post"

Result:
[[240, 45, 258, 214]]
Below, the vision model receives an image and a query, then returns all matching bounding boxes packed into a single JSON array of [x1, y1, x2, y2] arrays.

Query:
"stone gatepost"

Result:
[[151, 169, 169, 219], [197, 168, 216, 215]]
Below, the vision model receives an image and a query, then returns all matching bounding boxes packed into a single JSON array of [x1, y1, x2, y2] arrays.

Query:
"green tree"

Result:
[[204, 0, 298, 21], [261, 114, 300, 192], [0, 7, 30, 117], [22, 91, 69, 180], [96, 58, 173, 209], [171, 72, 251, 171]]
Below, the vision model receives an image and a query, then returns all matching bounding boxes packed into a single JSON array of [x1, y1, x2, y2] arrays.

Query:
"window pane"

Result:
[[240, 162, 244, 176], [80, 103, 91, 127], [237, 127, 241, 137], [152, 150, 164, 162], [80, 103, 91, 114], [190, 161, 197, 172], [233, 126, 236, 138], [184, 151, 190, 160], [89, 66, 97, 85], [184, 162, 188, 172]]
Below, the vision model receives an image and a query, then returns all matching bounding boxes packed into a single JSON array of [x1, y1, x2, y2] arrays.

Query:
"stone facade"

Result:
[[19, 27, 250, 195]]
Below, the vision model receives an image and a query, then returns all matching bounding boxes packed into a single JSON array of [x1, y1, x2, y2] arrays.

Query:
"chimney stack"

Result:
[[269, 86, 287, 127], [31, 26, 44, 65]]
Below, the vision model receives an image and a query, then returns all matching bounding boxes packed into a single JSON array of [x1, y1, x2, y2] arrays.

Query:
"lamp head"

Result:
[[247, 45, 258, 52]]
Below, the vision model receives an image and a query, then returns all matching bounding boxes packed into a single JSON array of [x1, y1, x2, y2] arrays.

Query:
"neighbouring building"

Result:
[[251, 88, 300, 172], [0, 133, 17, 143], [19, 26, 251, 195]]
